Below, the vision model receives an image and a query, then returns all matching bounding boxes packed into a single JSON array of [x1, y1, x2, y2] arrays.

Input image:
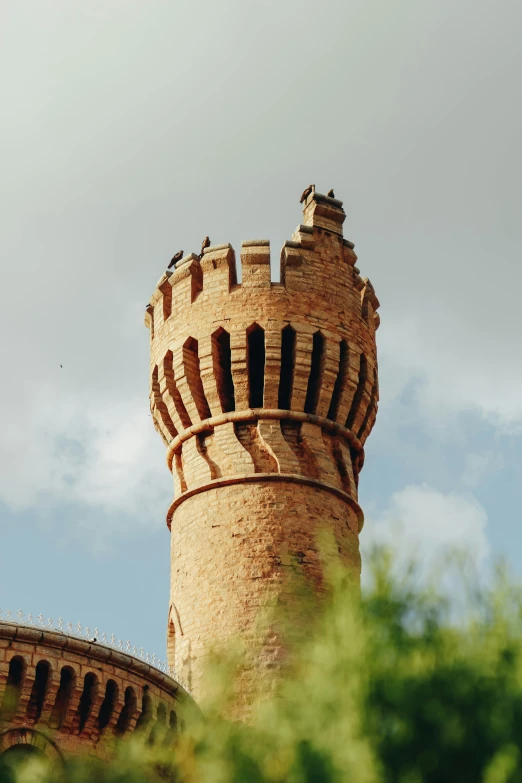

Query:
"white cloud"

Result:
[[0, 384, 170, 524], [361, 484, 490, 582], [376, 293, 522, 435]]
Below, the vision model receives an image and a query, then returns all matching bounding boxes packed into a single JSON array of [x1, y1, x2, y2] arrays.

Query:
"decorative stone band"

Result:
[[166, 409, 363, 467], [166, 472, 364, 532], [164, 408, 365, 530]]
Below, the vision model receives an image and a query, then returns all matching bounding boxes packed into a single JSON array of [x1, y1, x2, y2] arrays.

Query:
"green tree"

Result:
[[10, 544, 522, 783]]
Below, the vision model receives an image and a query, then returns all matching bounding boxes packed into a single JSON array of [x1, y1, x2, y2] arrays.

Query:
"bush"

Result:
[[9, 544, 522, 783]]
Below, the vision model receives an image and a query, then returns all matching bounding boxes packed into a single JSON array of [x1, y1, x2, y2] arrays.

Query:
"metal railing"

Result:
[[0, 608, 186, 689]]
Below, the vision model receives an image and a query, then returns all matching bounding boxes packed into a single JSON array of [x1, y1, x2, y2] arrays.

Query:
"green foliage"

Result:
[[8, 544, 522, 783]]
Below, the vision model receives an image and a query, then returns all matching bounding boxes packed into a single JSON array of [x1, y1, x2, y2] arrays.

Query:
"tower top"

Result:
[[145, 189, 380, 514], [145, 190, 379, 336]]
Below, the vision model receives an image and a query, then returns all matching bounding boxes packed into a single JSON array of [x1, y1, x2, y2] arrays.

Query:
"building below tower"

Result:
[[0, 618, 189, 769]]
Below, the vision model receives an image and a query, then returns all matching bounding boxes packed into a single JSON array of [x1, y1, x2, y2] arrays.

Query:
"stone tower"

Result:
[[145, 190, 380, 715]]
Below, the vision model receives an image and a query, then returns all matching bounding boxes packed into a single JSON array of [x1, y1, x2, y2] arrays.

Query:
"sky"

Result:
[[1, 0, 522, 664]]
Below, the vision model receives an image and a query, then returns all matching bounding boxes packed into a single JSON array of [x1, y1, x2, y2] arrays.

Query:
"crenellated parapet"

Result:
[[146, 190, 380, 715], [146, 191, 379, 526]]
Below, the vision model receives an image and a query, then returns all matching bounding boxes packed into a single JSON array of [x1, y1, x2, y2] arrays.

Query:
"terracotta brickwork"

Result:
[[145, 191, 380, 716], [0, 623, 189, 762]]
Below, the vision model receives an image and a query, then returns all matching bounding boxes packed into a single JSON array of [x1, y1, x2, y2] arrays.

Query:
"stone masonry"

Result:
[[0, 623, 189, 763], [145, 190, 380, 718]]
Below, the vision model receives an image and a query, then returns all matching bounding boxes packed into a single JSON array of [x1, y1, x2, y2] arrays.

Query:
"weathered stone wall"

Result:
[[145, 191, 380, 716], [0, 623, 189, 762], [170, 480, 361, 707]]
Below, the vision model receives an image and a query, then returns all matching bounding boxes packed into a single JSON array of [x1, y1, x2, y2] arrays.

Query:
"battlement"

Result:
[[143, 251, 377, 323], [144, 191, 378, 336], [302, 189, 346, 233]]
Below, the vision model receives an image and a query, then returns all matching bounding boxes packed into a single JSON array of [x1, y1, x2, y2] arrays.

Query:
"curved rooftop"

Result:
[[0, 619, 191, 762]]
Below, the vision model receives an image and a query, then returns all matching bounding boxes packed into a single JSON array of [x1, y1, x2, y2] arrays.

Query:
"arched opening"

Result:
[[135, 691, 153, 733], [163, 709, 178, 746], [26, 660, 51, 724], [212, 328, 235, 412], [76, 672, 97, 734], [1, 657, 25, 721], [151, 366, 177, 440], [156, 703, 167, 725], [0, 744, 48, 778], [247, 324, 265, 408], [183, 337, 211, 420], [328, 340, 349, 422], [97, 679, 118, 732], [164, 350, 192, 429], [49, 667, 74, 730], [115, 686, 137, 736], [346, 354, 367, 430], [167, 611, 176, 665], [304, 331, 325, 414], [358, 374, 378, 441], [278, 325, 296, 410], [149, 702, 167, 745]]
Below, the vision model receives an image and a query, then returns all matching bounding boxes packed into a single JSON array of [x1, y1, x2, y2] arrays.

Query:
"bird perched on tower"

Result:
[[200, 236, 210, 258], [327, 189, 335, 198], [168, 250, 184, 269], [299, 184, 315, 203]]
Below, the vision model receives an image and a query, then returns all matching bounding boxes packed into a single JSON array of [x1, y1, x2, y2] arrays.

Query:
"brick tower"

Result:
[[145, 189, 380, 715]]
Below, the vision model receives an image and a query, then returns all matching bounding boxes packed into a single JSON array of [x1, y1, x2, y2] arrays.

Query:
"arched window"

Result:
[[0, 744, 47, 775], [76, 672, 97, 734], [49, 666, 75, 730], [183, 337, 211, 420], [164, 350, 191, 429], [149, 702, 167, 745], [1, 656, 25, 721], [115, 686, 137, 736], [135, 691, 153, 733], [152, 366, 177, 439], [26, 660, 51, 724], [346, 354, 367, 430], [278, 325, 296, 410], [328, 340, 349, 422], [97, 679, 118, 732], [247, 324, 265, 408], [212, 328, 235, 412], [163, 709, 178, 747], [304, 331, 325, 414]]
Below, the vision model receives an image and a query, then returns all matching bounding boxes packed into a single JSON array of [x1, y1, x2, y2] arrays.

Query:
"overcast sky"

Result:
[[1, 0, 521, 663]]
